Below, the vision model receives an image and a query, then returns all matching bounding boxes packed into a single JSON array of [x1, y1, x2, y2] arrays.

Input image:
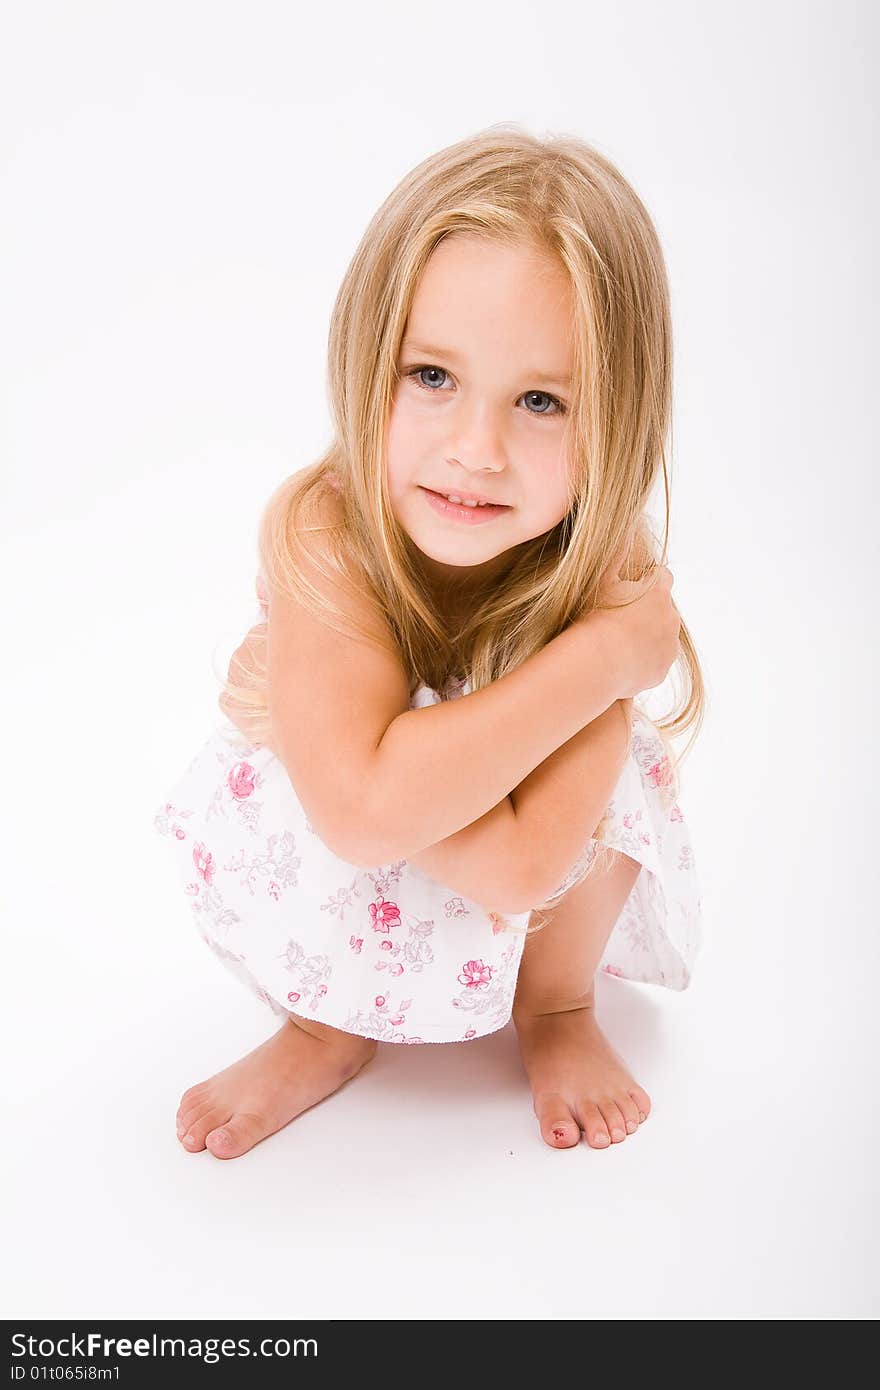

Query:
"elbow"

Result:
[[328, 810, 398, 870], [319, 819, 390, 870], [494, 881, 541, 916], [501, 857, 567, 917], [274, 751, 393, 868], [476, 864, 542, 917]]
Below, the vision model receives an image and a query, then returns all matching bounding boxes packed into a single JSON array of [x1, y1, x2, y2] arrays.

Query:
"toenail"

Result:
[[594, 1133, 610, 1146], [612, 1128, 625, 1141], [639, 1111, 647, 1121], [626, 1120, 637, 1133], [213, 1130, 230, 1144], [183, 1134, 197, 1145]]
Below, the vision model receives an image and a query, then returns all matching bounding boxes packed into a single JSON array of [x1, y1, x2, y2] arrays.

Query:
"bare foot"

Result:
[[175, 1014, 378, 1160], [512, 1003, 651, 1150]]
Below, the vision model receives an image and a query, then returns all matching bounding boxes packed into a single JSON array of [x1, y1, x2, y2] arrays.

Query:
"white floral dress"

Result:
[[153, 675, 702, 1044]]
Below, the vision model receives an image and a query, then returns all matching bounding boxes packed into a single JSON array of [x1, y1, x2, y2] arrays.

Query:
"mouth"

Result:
[[419, 486, 512, 525], [420, 486, 511, 509]]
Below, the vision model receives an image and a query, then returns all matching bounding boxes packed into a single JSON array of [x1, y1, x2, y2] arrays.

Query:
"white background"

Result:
[[2, 0, 876, 1320]]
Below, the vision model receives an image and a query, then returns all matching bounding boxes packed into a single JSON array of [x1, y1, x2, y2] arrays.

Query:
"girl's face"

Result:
[[385, 233, 575, 601]]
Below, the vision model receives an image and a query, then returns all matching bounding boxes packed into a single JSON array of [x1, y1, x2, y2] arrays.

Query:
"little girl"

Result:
[[153, 125, 704, 1161]]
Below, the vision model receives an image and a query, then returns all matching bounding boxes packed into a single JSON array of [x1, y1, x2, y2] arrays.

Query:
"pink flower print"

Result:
[[192, 841, 215, 886], [464, 1029, 477, 1039], [489, 912, 508, 936], [458, 959, 493, 989], [603, 964, 624, 977], [647, 756, 672, 789], [375, 995, 386, 1009], [670, 804, 683, 822], [390, 1014, 405, 1026], [349, 936, 363, 953], [369, 897, 402, 934], [379, 940, 393, 952], [173, 825, 186, 840], [268, 880, 280, 901], [287, 991, 301, 1003], [228, 761, 256, 800], [388, 963, 404, 977]]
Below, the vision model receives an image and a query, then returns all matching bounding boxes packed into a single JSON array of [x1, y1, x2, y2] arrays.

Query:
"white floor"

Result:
[[4, 825, 876, 1319]]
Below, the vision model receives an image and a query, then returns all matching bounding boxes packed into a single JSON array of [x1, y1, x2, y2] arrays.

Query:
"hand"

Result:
[[587, 530, 681, 699]]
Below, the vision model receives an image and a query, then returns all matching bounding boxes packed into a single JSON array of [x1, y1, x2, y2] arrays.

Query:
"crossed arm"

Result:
[[406, 696, 632, 914], [235, 576, 632, 916]]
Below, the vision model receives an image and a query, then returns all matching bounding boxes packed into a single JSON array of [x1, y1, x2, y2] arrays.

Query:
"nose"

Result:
[[444, 399, 507, 473]]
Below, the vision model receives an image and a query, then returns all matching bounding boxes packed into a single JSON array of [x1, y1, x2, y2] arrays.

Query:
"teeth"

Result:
[[445, 494, 487, 507]]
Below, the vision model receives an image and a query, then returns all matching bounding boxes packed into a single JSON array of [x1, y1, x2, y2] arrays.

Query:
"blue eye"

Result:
[[405, 366, 566, 418]]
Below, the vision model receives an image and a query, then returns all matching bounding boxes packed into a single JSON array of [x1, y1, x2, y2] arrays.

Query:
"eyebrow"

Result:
[[399, 339, 572, 390]]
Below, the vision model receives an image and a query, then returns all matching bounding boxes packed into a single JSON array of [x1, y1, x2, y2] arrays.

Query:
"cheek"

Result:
[[385, 397, 438, 489], [531, 434, 568, 475], [386, 397, 416, 460], [525, 450, 570, 524], [384, 406, 405, 480]]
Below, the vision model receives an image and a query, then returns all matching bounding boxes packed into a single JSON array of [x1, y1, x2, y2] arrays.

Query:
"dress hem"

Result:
[[272, 989, 515, 1045]]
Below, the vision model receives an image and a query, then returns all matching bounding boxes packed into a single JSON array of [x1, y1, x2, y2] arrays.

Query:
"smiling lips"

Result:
[[420, 486, 511, 524], [422, 486, 511, 508]]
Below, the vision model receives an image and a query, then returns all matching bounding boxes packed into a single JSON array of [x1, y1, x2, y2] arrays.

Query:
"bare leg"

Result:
[[512, 847, 651, 1151]]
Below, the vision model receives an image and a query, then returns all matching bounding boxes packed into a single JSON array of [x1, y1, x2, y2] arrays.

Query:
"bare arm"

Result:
[[405, 796, 522, 914], [257, 494, 676, 872], [509, 696, 632, 904], [405, 699, 632, 914], [234, 493, 678, 887], [364, 617, 622, 863]]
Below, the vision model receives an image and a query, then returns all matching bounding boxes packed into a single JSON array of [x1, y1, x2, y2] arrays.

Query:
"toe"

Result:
[[205, 1111, 267, 1160], [578, 1101, 611, 1149], [534, 1093, 581, 1149], [629, 1086, 651, 1122], [617, 1094, 642, 1135], [177, 1085, 207, 1121], [176, 1088, 211, 1129], [180, 1130, 207, 1152], [598, 1100, 629, 1143], [176, 1102, 217, 1143], [180, 1108, 232, 1153]]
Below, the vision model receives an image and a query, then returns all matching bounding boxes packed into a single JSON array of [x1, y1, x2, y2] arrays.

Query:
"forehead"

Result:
[[404, 234, 574, 381]]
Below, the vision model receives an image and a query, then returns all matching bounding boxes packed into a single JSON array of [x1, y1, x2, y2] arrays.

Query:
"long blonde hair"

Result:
[[223, 123, 706, 923]]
